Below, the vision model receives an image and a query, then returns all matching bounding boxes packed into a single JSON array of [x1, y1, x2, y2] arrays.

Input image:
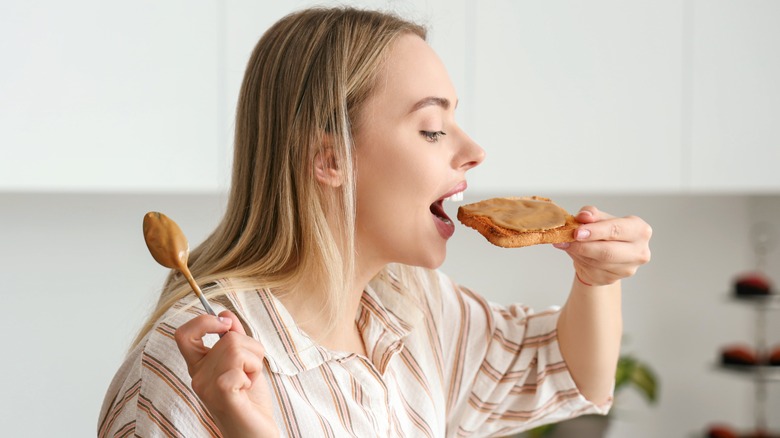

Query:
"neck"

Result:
[[278, 207, 389, 354], [276, 263, 381, 355]]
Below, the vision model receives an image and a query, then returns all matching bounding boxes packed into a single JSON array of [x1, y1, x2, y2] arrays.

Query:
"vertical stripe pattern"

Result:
[[98, 271, 610, 437]]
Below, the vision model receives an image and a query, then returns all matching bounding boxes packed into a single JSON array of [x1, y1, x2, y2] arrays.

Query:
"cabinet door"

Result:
[[689, 0, 780, 192], [0, 1, 222, 192], [469, 0, 684, 194]]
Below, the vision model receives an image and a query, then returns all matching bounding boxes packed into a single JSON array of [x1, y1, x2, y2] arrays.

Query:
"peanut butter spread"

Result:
[[143, 212, 190, 271], [460, 197, 567, 231]]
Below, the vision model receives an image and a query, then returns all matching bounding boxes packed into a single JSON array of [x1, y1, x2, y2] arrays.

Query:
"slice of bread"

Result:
[[457, 196, 579, 248]]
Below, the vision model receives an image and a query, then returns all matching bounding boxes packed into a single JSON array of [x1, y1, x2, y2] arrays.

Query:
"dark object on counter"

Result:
[[721, 345, 759, 366], [770, 346, 780, 366], [707, 424, 738, 438], [734, 273, 773, 296]]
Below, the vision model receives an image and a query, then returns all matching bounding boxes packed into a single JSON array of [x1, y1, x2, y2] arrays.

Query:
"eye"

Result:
[[420, 130, 447, 143]]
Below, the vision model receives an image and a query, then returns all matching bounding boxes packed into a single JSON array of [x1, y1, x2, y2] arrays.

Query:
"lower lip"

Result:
[[433, 215, 455, 239]]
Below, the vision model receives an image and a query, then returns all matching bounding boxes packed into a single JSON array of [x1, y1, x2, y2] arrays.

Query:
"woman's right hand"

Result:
[[175, 310, 279, 438]]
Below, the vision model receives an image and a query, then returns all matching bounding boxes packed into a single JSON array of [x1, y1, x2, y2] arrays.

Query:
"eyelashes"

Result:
[[420, 130, 447, 143]]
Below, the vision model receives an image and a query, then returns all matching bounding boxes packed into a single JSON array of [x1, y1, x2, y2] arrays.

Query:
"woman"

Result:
[[99, 7, 651, 437]]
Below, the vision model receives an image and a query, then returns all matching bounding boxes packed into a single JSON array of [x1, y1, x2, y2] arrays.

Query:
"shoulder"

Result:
[[97, 299, 226, 437]]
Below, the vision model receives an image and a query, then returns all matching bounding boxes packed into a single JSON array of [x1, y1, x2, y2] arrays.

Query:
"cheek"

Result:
[[360, 149, 417, 196], [355, 164, 427, 236], [355, 131, 441, 212]]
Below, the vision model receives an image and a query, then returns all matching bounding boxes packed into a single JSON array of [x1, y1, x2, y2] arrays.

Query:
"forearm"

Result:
[[556, 276, 622, 405]]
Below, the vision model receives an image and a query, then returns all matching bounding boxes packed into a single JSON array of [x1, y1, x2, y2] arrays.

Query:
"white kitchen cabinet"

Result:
[[0, 1, 224, 192], [5, 1, 777, 195], [468, 0, 685, 194], [688, 0, 780, 192]]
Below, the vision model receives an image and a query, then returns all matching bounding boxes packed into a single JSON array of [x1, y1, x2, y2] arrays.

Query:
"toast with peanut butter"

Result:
[[456, 196, 579, 248]]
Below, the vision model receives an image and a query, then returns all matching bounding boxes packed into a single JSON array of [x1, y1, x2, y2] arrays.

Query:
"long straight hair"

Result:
[[132, 7, 430, 346]]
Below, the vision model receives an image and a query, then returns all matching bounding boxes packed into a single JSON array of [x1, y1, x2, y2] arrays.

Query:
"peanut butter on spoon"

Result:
[[142, 212, 217, 316]]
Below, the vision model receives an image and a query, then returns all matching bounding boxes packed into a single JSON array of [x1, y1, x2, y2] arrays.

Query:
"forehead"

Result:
[[371, 34, 457, 115]]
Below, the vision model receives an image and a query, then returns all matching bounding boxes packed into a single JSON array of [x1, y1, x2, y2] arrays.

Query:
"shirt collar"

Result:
[[223, 280, 422, 376]]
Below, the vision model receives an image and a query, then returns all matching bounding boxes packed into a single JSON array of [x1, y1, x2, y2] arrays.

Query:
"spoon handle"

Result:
[[182, 269, 217, 316], [181, 267, 225, 338]]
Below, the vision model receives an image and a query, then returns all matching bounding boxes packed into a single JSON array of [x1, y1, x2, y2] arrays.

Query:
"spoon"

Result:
[[142, 211, 217, 316]]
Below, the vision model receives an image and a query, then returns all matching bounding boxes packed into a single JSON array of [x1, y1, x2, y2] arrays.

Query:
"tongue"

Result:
[[430, 201, 451, 223]]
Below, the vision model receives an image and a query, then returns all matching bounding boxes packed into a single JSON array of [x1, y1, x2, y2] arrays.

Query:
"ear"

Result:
[[313, 145, 343, 188]]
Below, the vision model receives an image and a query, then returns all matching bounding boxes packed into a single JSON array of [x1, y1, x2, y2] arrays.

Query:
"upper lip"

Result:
[[438, 181, 467, 201]]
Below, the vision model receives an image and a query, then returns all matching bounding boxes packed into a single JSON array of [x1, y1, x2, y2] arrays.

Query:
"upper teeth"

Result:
[[444, 192, 463, 202]]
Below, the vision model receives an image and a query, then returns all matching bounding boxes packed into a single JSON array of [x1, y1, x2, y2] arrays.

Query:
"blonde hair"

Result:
[[133, 7, 430, 346]]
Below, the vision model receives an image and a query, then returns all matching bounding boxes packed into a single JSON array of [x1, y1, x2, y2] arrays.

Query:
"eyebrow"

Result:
[[409, 96, 456, 113]]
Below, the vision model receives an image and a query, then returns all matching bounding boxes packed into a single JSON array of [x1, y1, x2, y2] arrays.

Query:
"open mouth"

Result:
[[430, 199, 452, 225], [429, 184, 465, 239]]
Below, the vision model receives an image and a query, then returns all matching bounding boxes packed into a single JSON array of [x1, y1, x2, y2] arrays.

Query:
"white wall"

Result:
[[1, 193, 779, 436], [0, 193, 225, 435]]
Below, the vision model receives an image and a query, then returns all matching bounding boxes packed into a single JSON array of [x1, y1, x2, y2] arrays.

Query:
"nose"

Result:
[[453, 129, 485, 171]]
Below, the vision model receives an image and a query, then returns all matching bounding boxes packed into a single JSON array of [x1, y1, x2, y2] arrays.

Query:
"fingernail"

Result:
[[579, 210, 593, 218], [218, 316, 230, 324], [553, 242, 571, 249], [576, 229, 591, 240]]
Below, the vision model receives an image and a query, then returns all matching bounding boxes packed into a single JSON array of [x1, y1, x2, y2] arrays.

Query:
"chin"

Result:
[[412, 248, 447, 270]]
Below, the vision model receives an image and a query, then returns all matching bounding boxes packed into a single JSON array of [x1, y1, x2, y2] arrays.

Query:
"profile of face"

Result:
[[353, 34, 485, 271]]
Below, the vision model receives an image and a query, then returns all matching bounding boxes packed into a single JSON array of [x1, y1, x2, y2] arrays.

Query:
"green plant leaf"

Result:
[[614, 355, 659, 405], [630, 363, 658, 403], [526, 353, 659, 436], [614, 356, 635, 391], [527, 424, 557, 437]]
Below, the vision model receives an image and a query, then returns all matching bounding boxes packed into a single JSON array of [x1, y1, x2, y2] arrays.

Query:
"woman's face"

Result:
[[353, 34, 485, 271]]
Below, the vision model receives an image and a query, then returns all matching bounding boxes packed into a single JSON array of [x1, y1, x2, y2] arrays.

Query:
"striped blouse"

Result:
[[98, 270, 609, 437]]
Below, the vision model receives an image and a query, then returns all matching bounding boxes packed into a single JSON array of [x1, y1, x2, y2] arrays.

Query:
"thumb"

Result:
[[575, 206, 598, 224], [218, 310, 247, 336]]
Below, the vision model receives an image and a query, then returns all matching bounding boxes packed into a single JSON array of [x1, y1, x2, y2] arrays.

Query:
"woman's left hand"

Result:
[[553, 206, 652, 286]]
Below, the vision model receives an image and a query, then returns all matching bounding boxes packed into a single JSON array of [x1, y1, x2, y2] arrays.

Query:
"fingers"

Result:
[[555, 206, 652, 286], [191, 332, 266, 401], [175, 313, 234, 366], [565, 240, 652, 267], [218, 310, 247, 336], [574, 214, 652, 243], [175, 310, 260, 370], [574, 206, 612, 225], [174, 311, 277, 437], [209, 331, 267, 373], [214, 368, 254, 397], [569, 241, 648, 272]]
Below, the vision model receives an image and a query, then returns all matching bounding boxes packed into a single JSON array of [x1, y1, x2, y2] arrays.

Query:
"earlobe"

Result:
[[314, 147, 343, 188]]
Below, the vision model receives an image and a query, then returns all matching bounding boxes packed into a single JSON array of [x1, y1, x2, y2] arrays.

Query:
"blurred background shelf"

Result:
[[717, 364, 780, 382]]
